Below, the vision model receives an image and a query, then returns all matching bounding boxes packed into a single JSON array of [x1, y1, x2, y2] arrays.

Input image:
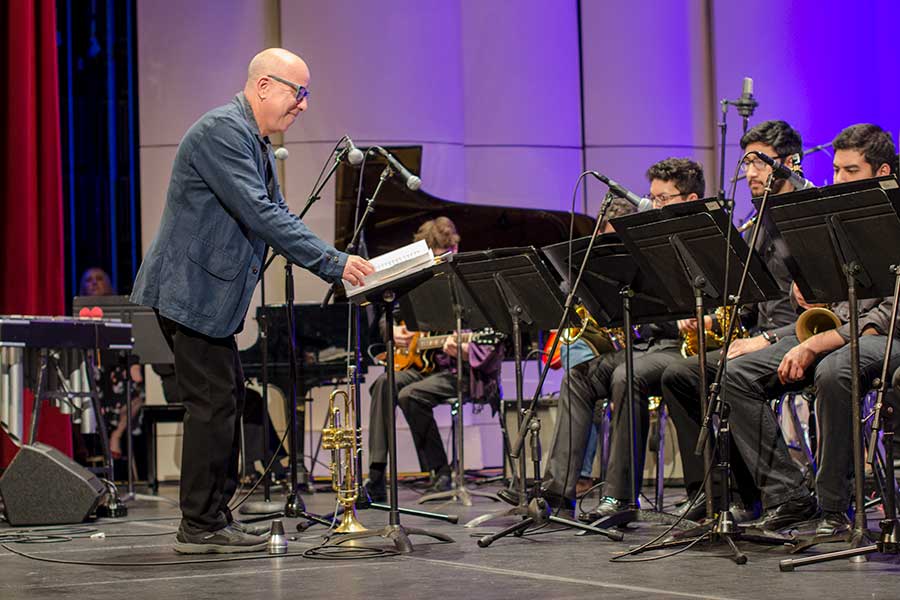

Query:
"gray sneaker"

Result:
[[174, 524, 268, 554], [230, 520, 272, 537]]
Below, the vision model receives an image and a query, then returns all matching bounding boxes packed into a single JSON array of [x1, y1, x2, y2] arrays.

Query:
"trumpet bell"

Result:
[[796, 307, 841, 342]]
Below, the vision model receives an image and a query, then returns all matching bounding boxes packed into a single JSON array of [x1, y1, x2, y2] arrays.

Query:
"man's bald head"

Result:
[[243, 48, 311, 137], [246, 48, 308, 85]]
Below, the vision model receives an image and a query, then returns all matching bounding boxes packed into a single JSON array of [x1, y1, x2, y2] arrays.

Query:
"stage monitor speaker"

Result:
[[0, 443, 106, 525]]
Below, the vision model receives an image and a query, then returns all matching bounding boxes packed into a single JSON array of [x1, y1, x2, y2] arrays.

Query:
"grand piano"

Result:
[[334, 146, 597, 257]]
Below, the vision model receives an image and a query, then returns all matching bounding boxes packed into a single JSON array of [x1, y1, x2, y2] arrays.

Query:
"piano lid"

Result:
[[334, 146, 597, 258]]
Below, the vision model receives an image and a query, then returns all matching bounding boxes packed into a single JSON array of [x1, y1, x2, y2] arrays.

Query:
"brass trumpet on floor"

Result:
[[322, 384, 367, 533], [796, 307, 841, 342], [681, 305, 748, 357]]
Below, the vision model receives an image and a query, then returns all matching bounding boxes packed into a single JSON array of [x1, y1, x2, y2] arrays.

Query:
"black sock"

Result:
[[369, 463, 386, 483]]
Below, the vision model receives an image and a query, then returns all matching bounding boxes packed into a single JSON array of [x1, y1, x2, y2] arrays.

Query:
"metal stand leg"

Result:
[[419, 399, 500, 506]]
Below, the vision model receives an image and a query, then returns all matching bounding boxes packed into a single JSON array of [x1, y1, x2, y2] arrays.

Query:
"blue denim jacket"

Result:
[[131, 93, 347, 338]]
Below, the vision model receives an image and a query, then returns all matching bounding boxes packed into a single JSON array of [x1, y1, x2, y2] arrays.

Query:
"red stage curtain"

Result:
[[1, 0, 72, 463]]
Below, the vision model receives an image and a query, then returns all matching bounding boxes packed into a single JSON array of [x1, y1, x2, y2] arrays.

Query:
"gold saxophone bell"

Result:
[[559, 304, 626, 355], [322, 383, 367, 534], [681, 305, 748, 358], [796, 307, 842, 342]]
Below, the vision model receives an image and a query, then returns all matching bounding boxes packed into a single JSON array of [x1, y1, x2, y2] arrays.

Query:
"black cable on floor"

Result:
[[302, 545, 399, 560], [1, 543, 313, 566]]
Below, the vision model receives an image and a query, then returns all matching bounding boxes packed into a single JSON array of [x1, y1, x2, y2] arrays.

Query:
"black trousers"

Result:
[[543, 352, 626, 500], [661, 355, 760, 506], [723, 334, 900, 511], [544, 346, 682, 501], [604, 347, 683, 501], [368, 368, 457, 472], [158, 315, 244, 532]]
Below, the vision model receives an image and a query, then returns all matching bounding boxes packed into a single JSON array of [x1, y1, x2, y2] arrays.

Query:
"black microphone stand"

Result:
[[483, 177, 636, 544], [239, 252, 282, 515]]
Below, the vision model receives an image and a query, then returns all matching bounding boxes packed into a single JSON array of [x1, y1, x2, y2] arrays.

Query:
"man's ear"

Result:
[[255, 76, 271, 100], [783, 152, 800, 170], [686, 193, 699, 201], [876, 162, 891, 177]]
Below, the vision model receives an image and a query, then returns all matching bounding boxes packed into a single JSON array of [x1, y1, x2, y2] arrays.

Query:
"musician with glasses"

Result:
[[131, 48, 374, 554], [687, 123, 898, 536], [540, 158, 706, 514], [660, 120, 804, 521], [364, 217, 503, 501]]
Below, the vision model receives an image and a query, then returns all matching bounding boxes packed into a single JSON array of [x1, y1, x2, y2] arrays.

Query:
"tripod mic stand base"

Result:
[[779, 524, 888, 571], [297, 490, 460, 530], [329, 523, 454, 554], [475, 498, 624, 547], [239, 500, 285, 516], [577, 508, 691, 535], [418, 485, 500, 507], [464, 501, 527, 528], [625, 510, 798, 565]]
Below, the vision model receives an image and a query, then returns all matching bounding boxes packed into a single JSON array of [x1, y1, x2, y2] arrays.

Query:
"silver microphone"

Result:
[[344, 137, 365, 165], [273, 147, 289, 160], [750, 151, 815, 190], [589, 172, 654, 211], [373, 146, 422, 191]]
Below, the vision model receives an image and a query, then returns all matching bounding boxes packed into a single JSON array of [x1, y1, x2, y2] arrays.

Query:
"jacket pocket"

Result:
[[187, 236, 241, 281]]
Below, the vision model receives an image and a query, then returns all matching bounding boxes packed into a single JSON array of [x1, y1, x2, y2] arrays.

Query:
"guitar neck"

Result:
[[416, 332, 474, 351]]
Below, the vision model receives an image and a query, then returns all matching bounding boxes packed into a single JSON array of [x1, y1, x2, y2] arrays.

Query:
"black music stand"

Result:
[[542, 233, 692, 532], [442, 248, 622, 545], [762, 177, 900, 570], [610, 200, 784, 563], [331, 265, 454, 553], [396, 266, 501, 506]]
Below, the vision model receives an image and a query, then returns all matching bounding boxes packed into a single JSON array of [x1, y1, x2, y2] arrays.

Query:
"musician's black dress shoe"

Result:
[[815, 511, 852, 536], [424, 473, 452, 494], [672, 491, 707, 521], [364, 478, 387, 502], [743, 495, 819, 532]]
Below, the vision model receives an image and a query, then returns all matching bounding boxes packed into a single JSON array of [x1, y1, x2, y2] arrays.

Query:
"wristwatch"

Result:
[[762, 330, 778, 344]]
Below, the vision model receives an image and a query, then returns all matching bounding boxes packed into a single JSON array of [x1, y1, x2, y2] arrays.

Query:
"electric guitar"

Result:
[[389, 328, 505, 373]]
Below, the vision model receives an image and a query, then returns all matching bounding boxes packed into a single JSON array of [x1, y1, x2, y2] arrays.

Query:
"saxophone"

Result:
[[559, 304, 630, 355], [680, 305, 748, 358]]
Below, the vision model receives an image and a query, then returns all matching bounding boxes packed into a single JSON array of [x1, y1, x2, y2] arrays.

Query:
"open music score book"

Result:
[[343, 239, 437, 298]]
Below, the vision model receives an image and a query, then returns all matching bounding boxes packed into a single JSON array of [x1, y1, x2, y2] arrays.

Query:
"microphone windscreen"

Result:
[[274, 147, 289, 160], [407, 175, 422, 191], [742, 76, 753, 96], [347, 147, 365, 165]]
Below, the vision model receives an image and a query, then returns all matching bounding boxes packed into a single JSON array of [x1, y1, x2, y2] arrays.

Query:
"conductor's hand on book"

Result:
[[342, 255, 375, 287]]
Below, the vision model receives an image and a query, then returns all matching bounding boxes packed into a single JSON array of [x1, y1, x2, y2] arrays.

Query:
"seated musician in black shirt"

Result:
[[715, 123, 899, 536], [660, 120, 805, 521], [365, 217, 503, 501], [541, 158, 707, 513]]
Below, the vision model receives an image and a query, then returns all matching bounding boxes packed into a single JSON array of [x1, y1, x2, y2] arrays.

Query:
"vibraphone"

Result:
[[0, 316, 133, 498]]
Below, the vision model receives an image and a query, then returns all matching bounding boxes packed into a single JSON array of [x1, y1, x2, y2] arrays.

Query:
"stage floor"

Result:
[[1, 482, 898, 599]]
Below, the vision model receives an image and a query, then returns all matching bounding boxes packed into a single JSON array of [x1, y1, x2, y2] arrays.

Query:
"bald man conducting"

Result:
[[132, 48, 373, 554]]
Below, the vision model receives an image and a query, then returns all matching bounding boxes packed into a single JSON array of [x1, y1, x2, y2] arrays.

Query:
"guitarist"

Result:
[[364, 217, 504, 501]]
